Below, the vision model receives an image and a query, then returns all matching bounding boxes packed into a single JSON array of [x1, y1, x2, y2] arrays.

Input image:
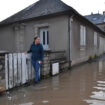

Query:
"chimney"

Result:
[[91, 12, 93, 15], [98, 10, 99, 14], [103, 11, 105, 16]]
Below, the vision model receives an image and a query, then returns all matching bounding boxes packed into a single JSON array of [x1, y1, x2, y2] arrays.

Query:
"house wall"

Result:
[[70, 17, 105, 66], [0, 15, 105, 67], [0, 15, 69, 57], [0, 26, 15, 52], [24, 15, 68, 53]]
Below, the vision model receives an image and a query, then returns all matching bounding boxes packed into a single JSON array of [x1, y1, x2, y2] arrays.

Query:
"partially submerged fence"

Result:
[[4, 51, 68, 91], [5, 53, 38, 90]]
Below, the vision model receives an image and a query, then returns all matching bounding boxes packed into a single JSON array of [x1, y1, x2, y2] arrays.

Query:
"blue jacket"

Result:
[[27, 43, 44, 61]]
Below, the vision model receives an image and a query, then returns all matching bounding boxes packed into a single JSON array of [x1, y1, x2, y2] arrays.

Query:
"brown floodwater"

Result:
[[0, 57, 105, 105]]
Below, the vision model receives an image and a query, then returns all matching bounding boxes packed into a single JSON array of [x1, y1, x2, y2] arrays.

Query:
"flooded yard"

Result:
[[0, 56, 105, 105]]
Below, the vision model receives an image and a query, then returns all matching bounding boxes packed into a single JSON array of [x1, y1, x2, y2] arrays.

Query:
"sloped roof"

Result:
[[85, 13, 105, 25], [0, 0, 105, 36], [0, 0, 71, 25]]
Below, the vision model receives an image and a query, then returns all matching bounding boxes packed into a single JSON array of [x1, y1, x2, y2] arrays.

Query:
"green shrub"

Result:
[[94, 54, 98, 59]]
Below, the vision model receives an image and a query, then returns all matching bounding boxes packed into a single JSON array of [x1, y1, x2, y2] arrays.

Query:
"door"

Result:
[[40, 28, 49, 50]]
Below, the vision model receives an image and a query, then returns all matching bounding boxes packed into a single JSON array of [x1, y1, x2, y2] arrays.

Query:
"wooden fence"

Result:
[[5, 53, 39, 90]]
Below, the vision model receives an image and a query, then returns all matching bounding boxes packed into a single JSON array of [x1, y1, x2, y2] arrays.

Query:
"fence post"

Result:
[[21, 53, 27, 84], [5, 54, 9, 90], [26, 54, 32, 81], [13, 53, 18, 87], [8, 54, 14, 89], [17, 53, 22, 85]]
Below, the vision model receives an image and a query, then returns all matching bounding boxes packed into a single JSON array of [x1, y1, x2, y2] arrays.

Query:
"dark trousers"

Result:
[[31, 60, 41, 82]]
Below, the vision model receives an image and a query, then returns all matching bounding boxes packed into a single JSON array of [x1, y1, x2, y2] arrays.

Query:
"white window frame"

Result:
[[80, 25, 86, 46], [40, 28, 49, 50], [94, 32, 97, 47]]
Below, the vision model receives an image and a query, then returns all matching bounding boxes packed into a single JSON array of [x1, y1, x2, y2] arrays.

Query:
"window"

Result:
[[43, 32, 45, 45], [47, 31, 49, 45], [94, 32, 97, 46], [80, 25, 86, 46], [40, 28, 49, 50]]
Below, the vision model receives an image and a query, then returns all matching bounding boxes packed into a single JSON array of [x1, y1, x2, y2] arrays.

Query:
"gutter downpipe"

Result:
[[68, 15, 74, 69]]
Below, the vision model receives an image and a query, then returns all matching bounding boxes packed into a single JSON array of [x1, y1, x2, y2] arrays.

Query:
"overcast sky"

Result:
[[0, 0, 105, 22]]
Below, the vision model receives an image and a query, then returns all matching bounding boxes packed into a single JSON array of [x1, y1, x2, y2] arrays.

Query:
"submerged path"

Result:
[[0, 56, 105, 105]]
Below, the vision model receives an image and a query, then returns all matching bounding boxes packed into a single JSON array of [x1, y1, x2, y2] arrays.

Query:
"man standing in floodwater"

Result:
[[26, 36, 44, 83]]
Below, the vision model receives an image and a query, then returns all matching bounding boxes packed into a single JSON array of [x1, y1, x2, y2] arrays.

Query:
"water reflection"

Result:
[[19, 102, 34, 105], [99, 61, 103, 73], [84, 59, 105, 105], [90, 91, 105, 100], [84, 79, 105, 104], [0, 57, 105, 105], [85, 100, 105, 105], [97, 81, 105, 84], [93, 86, 105, 91]]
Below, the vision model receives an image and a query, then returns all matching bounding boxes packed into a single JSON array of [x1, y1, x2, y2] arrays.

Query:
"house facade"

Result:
[[0, 0, 105, 68], [71, 17, 105, 65]]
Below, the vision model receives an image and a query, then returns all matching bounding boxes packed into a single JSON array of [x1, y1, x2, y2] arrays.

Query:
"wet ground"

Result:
[[0, 56, 105, 105]]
